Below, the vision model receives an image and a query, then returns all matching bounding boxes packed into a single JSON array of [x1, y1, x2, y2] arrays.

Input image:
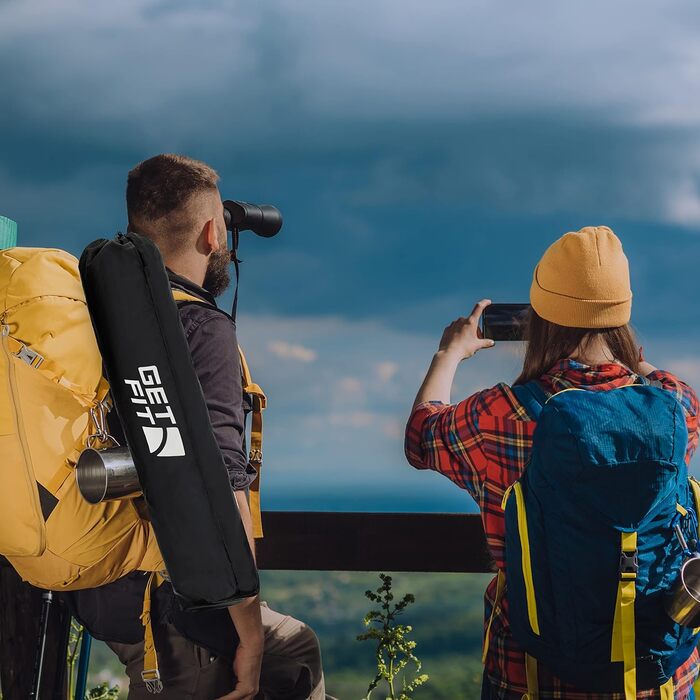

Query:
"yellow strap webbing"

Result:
[[660, 677, 674, 700], [524, 653, 539, 700], [618, 531, 638, 700], [611, 578, 624, 663], [171, 289, 267, 538], [482, 569, 505, 663], [513, 482, 540, 635], [238, 348, 266, 538], [689, 478, 700, 539], [687, 478, 700, 634], [5, 334, 111, 495], [140, 571, 164, 694], [5, 335, 108, 407]]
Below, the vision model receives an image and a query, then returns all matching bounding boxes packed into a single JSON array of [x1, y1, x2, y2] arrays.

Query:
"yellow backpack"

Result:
[[1, 247, 266, 689], [0, 247, 164, 588], [0, 248, 266, 588]]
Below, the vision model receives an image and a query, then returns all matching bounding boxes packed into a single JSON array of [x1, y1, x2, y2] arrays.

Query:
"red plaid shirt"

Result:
[[405, 360, 700, 699]]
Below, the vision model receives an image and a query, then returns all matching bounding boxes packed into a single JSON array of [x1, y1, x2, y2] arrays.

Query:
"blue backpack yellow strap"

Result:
[[689, 478, 700, 536], [513, 481, 540, 635], [660, 677, 674, 699], [614, 530, 638, 700], [524, 653, 539, 700], [482, 569, 506, 663]]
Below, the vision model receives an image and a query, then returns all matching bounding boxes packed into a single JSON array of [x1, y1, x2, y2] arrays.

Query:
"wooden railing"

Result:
[[0, 512, 493, 699], [257, 512, 494, 572]]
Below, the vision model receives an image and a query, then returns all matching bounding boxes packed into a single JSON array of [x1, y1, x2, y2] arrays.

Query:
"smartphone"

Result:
[[481, 303, 531, 341]]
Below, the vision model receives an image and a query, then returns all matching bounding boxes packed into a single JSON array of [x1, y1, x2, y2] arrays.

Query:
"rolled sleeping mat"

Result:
[[0, 216, 18, 249], [79, 232, 258, 610]]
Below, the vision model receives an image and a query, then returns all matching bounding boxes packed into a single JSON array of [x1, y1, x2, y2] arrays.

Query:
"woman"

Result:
[[405, 226, 699, 699]]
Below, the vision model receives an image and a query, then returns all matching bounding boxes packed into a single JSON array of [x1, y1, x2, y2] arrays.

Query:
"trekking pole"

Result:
[[74, 630, 93, 700], [29, 590, 54, 699]]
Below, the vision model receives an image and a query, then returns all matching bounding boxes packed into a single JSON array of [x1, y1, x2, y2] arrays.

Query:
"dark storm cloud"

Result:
[[3, 0, 700, 493], [1, 0, 700, 334]]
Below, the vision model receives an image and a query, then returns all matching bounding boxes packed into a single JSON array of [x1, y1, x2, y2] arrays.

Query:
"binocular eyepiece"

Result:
[[223, 200, 282, 238]]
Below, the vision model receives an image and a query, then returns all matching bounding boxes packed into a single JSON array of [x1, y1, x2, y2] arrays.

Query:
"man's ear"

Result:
[[202, 218, 220, 253]]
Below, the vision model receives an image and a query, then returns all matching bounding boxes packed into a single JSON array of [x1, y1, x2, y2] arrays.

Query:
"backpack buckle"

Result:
[[16, 343, 44, 369], [620, 550, 639, 578], [141, 668, 163, 694]]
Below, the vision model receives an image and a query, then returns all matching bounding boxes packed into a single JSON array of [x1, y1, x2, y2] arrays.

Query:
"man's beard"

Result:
[[202, 249, 231, 298]]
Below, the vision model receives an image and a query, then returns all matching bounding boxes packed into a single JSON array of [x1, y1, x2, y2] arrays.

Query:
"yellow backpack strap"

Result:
[[4, 334, 109, 408], [660, 677, 674, 700], [239, 348, 266, 539], [172, 288, 267, 538], [140, 571, 165, 694], [482, 569, 505, 664], [612, 531, 638, 700], [513, 482, 540, 635], [171, 288, 204, 304], [523, 653, 539, 700], [689, 478, 700, 539], [3, 329, 111, 495]]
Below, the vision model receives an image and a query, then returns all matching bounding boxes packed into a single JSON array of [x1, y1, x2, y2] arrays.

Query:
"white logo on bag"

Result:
[[124, 366, 185, 457]]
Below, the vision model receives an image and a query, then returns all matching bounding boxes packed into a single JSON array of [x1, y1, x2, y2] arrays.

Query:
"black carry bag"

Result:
[[79, 231, 259, 610]]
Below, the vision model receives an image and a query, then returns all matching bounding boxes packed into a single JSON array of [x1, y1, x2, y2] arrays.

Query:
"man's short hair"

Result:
[[126, 154, 220, 250]]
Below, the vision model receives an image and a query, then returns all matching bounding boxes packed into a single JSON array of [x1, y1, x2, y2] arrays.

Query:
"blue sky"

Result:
[[2, 0, 700, 511]]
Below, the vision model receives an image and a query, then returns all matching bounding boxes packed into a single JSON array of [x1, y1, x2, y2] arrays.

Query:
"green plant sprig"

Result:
[[357, 574, 429, 700]]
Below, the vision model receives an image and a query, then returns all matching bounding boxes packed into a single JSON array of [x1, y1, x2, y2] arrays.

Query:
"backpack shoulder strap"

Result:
[[171, 287, 267, 539], [511, 381, 548, 420], [171, 288, 209, 306]]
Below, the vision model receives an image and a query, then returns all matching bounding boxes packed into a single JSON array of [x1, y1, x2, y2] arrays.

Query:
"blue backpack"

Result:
[[504, 381, 700, 700]]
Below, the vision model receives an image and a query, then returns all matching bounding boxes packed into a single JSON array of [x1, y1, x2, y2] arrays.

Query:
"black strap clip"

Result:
[[619, 550, 639, 576]]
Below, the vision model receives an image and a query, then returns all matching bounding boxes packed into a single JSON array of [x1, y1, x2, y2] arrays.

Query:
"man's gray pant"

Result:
[[107, 602, 336, 699]]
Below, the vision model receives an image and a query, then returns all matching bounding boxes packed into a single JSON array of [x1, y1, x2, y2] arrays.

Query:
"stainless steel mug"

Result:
[[665, 555, 700, 627], [75, 446, 142, 504]]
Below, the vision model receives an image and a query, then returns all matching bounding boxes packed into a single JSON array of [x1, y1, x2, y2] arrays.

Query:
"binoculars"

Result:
[[223, 200, 282, 238]]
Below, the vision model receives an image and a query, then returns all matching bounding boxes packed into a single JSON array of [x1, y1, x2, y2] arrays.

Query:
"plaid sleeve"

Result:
[[404, 389, 498, 500], [648, 369, 699, 463]]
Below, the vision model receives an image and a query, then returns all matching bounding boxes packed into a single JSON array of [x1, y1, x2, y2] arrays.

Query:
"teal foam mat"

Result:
[[0, 216, 17, 249]]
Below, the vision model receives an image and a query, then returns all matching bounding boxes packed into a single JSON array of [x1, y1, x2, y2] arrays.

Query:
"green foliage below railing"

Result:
[[358, 574, 429, 699], [86, 571, 491, 699]]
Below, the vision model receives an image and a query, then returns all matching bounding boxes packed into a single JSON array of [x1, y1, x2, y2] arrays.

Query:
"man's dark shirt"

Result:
[[168, 270, 256, 491], [66, 271, 252, 652]]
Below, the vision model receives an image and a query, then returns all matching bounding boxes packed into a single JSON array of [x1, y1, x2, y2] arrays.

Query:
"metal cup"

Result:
[[75, 446, 142, 504], [664, 555, 700, 627]]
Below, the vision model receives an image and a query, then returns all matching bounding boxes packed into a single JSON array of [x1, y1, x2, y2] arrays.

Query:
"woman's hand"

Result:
[[437, 299, 495, 361], [411, 300, 495, 408]]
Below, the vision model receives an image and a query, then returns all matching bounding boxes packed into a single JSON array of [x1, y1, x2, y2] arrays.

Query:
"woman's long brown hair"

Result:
[[514, 309, 640, 385]]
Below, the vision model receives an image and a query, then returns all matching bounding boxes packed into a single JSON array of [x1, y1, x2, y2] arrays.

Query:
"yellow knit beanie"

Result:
[[530, 226, 632, 328]]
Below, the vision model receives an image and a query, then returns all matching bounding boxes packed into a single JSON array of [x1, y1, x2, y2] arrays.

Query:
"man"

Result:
[[68, 154, 331, 700]]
